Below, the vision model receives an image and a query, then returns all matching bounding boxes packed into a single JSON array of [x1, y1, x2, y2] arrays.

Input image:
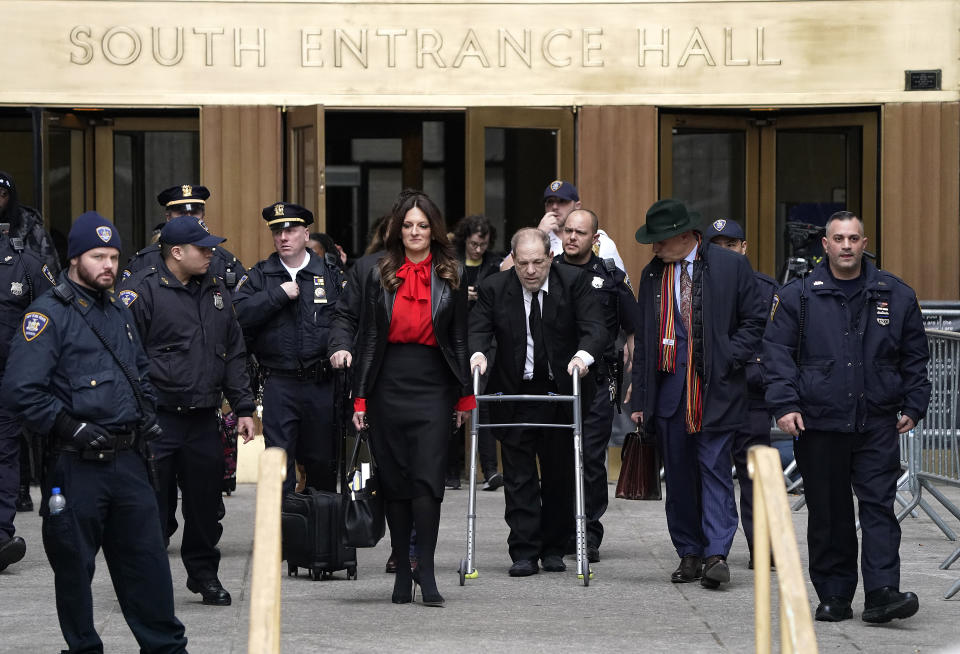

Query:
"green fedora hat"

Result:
[[635, 199, 701, 244]]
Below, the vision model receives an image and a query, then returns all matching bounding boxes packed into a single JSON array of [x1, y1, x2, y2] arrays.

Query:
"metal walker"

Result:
[[458, 366, 591, 586]]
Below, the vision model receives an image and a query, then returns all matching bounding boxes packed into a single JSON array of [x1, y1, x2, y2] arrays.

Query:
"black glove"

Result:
[[53, 411, 112, 450], [140, 421, 163, 441]]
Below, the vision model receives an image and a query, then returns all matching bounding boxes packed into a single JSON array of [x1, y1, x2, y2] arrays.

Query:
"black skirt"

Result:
[[367, 343, 457, 501]]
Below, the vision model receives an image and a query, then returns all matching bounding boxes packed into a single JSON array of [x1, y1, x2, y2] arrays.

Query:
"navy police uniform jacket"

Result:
[[120, 262, 255, 416], [0, 237, 56, 374], [762, 259, 931, 432], [233, 251, 343, 370], [2, 277, 156, 434], [552, 253, 638, 361], [631, 240, 767, 431], [122, 242, 245, 289]]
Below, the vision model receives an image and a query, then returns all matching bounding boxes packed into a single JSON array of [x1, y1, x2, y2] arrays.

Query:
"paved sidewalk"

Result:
[[3, 473, 960, 653]]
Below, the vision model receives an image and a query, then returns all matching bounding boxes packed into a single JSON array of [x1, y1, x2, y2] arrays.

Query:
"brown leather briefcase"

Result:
[[615, 428, 662, 500]]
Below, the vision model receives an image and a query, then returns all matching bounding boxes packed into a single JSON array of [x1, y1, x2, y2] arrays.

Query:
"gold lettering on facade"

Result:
[[678, 27, 715, 67], [417, 29, 446, 68], [582, 27, 603, 67], [376, 28, 407, 68], [102, 26, 142, 66], [756, 27, 781, 66], [334, 29, 367, 68], [543, 29, 572, 67], [66, 24, 782, 71], [234, 27, 266, 67], [452, 29, 491, 68], [724, 27, 749, 66], [637, 28, 669, 67], [193, 27, 224, 66], [152, 27, 184, 66], [302, 29, 323, 67], [70, 25, 94, 65], [498, 29, 531, 67]]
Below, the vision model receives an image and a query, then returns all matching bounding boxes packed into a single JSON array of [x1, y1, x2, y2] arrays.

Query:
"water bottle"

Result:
[[48, 487, 66, 515]]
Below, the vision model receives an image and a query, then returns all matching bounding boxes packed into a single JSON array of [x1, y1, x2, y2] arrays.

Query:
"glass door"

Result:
[[466, 108, 574, 254], [660, 110, 877, 278], [287, 106, 326, 230]]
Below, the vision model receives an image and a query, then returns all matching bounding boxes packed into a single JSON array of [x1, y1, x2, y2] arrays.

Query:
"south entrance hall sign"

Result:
[[0, 0, 956, 107]]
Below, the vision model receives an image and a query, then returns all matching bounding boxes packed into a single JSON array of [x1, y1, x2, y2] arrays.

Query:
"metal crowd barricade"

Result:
[[458, 367, 591, 586], [910, 329, 960, 599]]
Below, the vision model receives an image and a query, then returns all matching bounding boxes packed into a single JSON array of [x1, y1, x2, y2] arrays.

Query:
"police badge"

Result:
[[10, 281, 23, 296], [591, 276, 604, 289], [213, 291, 224, 310], [876, 300, 890, 326]]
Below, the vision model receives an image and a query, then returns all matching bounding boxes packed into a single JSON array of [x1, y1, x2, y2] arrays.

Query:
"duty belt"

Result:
[[264, 361, 332, 382], [58, 430, 139, 460]]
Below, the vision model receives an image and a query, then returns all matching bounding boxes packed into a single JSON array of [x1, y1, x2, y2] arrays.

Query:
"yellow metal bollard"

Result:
[[247, 447, 287, 654], [748, 445, 817, 654]]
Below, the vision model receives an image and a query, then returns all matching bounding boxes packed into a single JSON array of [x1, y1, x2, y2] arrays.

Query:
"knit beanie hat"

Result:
[[67, 211, 122, 259]]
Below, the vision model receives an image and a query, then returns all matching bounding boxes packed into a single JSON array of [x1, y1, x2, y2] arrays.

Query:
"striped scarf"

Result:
[[657, 258, 703, 433]]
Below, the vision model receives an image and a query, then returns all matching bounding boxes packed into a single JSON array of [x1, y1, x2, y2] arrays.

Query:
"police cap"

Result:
[[157, 184, 210, 212], [262, 202, 314, 230], [704, 218, 746, 242], [543, 180, 579, 203], [160, 215, 226, 248]]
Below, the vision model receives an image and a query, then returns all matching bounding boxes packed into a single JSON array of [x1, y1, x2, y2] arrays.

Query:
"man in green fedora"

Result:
[[629, 199, 766, 589]]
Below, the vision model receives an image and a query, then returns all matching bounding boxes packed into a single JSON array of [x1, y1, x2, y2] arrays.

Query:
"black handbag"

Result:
[[615, 427, 662, 500], [342, 429, 386, 548]]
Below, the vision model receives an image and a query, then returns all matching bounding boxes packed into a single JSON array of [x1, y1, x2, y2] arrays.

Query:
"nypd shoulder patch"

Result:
[[22, 312, 50, 342], [118, 290, 139, 307], [122, 269, 132, 280], [41, 264, 57, 285]]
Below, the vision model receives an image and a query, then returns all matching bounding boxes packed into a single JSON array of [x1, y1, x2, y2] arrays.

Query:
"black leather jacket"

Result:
[[353, 264, 471, 400]]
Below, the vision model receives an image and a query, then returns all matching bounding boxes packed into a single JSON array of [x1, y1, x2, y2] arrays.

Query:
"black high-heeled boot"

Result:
[[412, 568, 444, 607], [392, 562, 413, 604]]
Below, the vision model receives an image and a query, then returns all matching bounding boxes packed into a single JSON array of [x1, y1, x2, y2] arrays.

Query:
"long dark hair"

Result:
[[452, 214, 497, 260], [379, 189, 459, 292]]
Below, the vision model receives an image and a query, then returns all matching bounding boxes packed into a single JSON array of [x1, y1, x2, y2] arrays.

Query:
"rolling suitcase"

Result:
[[281, 368, 359, 580], [282, 486, 358, 580]]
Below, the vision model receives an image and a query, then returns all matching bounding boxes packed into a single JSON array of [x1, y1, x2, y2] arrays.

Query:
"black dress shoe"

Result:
[[541, 554, 566, 572], [862, 587, 919, 623], [385, 553, 398, 574], [0, 536, 26, 572], [587, 546, 600, 563], [482, 472, 504, 491], [15, 485, 33, 512], [445, 476, 461, 490], [671, 555, 702, 583], [186, 577, 232, 606], [815, 596, 853, 622], [508, 559, 539, 577], [701, 555, 730, 589]]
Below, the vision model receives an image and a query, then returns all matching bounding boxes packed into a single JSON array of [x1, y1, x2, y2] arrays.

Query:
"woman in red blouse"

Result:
[[352, 190, 474, 607]]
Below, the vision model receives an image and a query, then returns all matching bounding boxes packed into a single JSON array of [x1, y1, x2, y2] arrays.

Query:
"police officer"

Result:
[[233, 202, 344, 496], [121, 183, 245, 289], [0, 222, 55, 572], [120, 215, 256, 606], [704, 218, 778, 568], [553, 208, 637, 562], [1, 211, 187, 652], [764, 211, 931, 623]]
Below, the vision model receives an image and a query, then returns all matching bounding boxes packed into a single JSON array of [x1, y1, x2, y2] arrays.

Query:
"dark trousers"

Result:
[[731, 410, 772, 553], [498, 380, 574, 562], [793, 426, 902, 601], [262, 374, 336, 496], [0, 405, 20, 540], [656, 408, 738, 558], [154, 408, 223, 582], [582, 380, 613, 548], [41, 450, 187, 654]]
